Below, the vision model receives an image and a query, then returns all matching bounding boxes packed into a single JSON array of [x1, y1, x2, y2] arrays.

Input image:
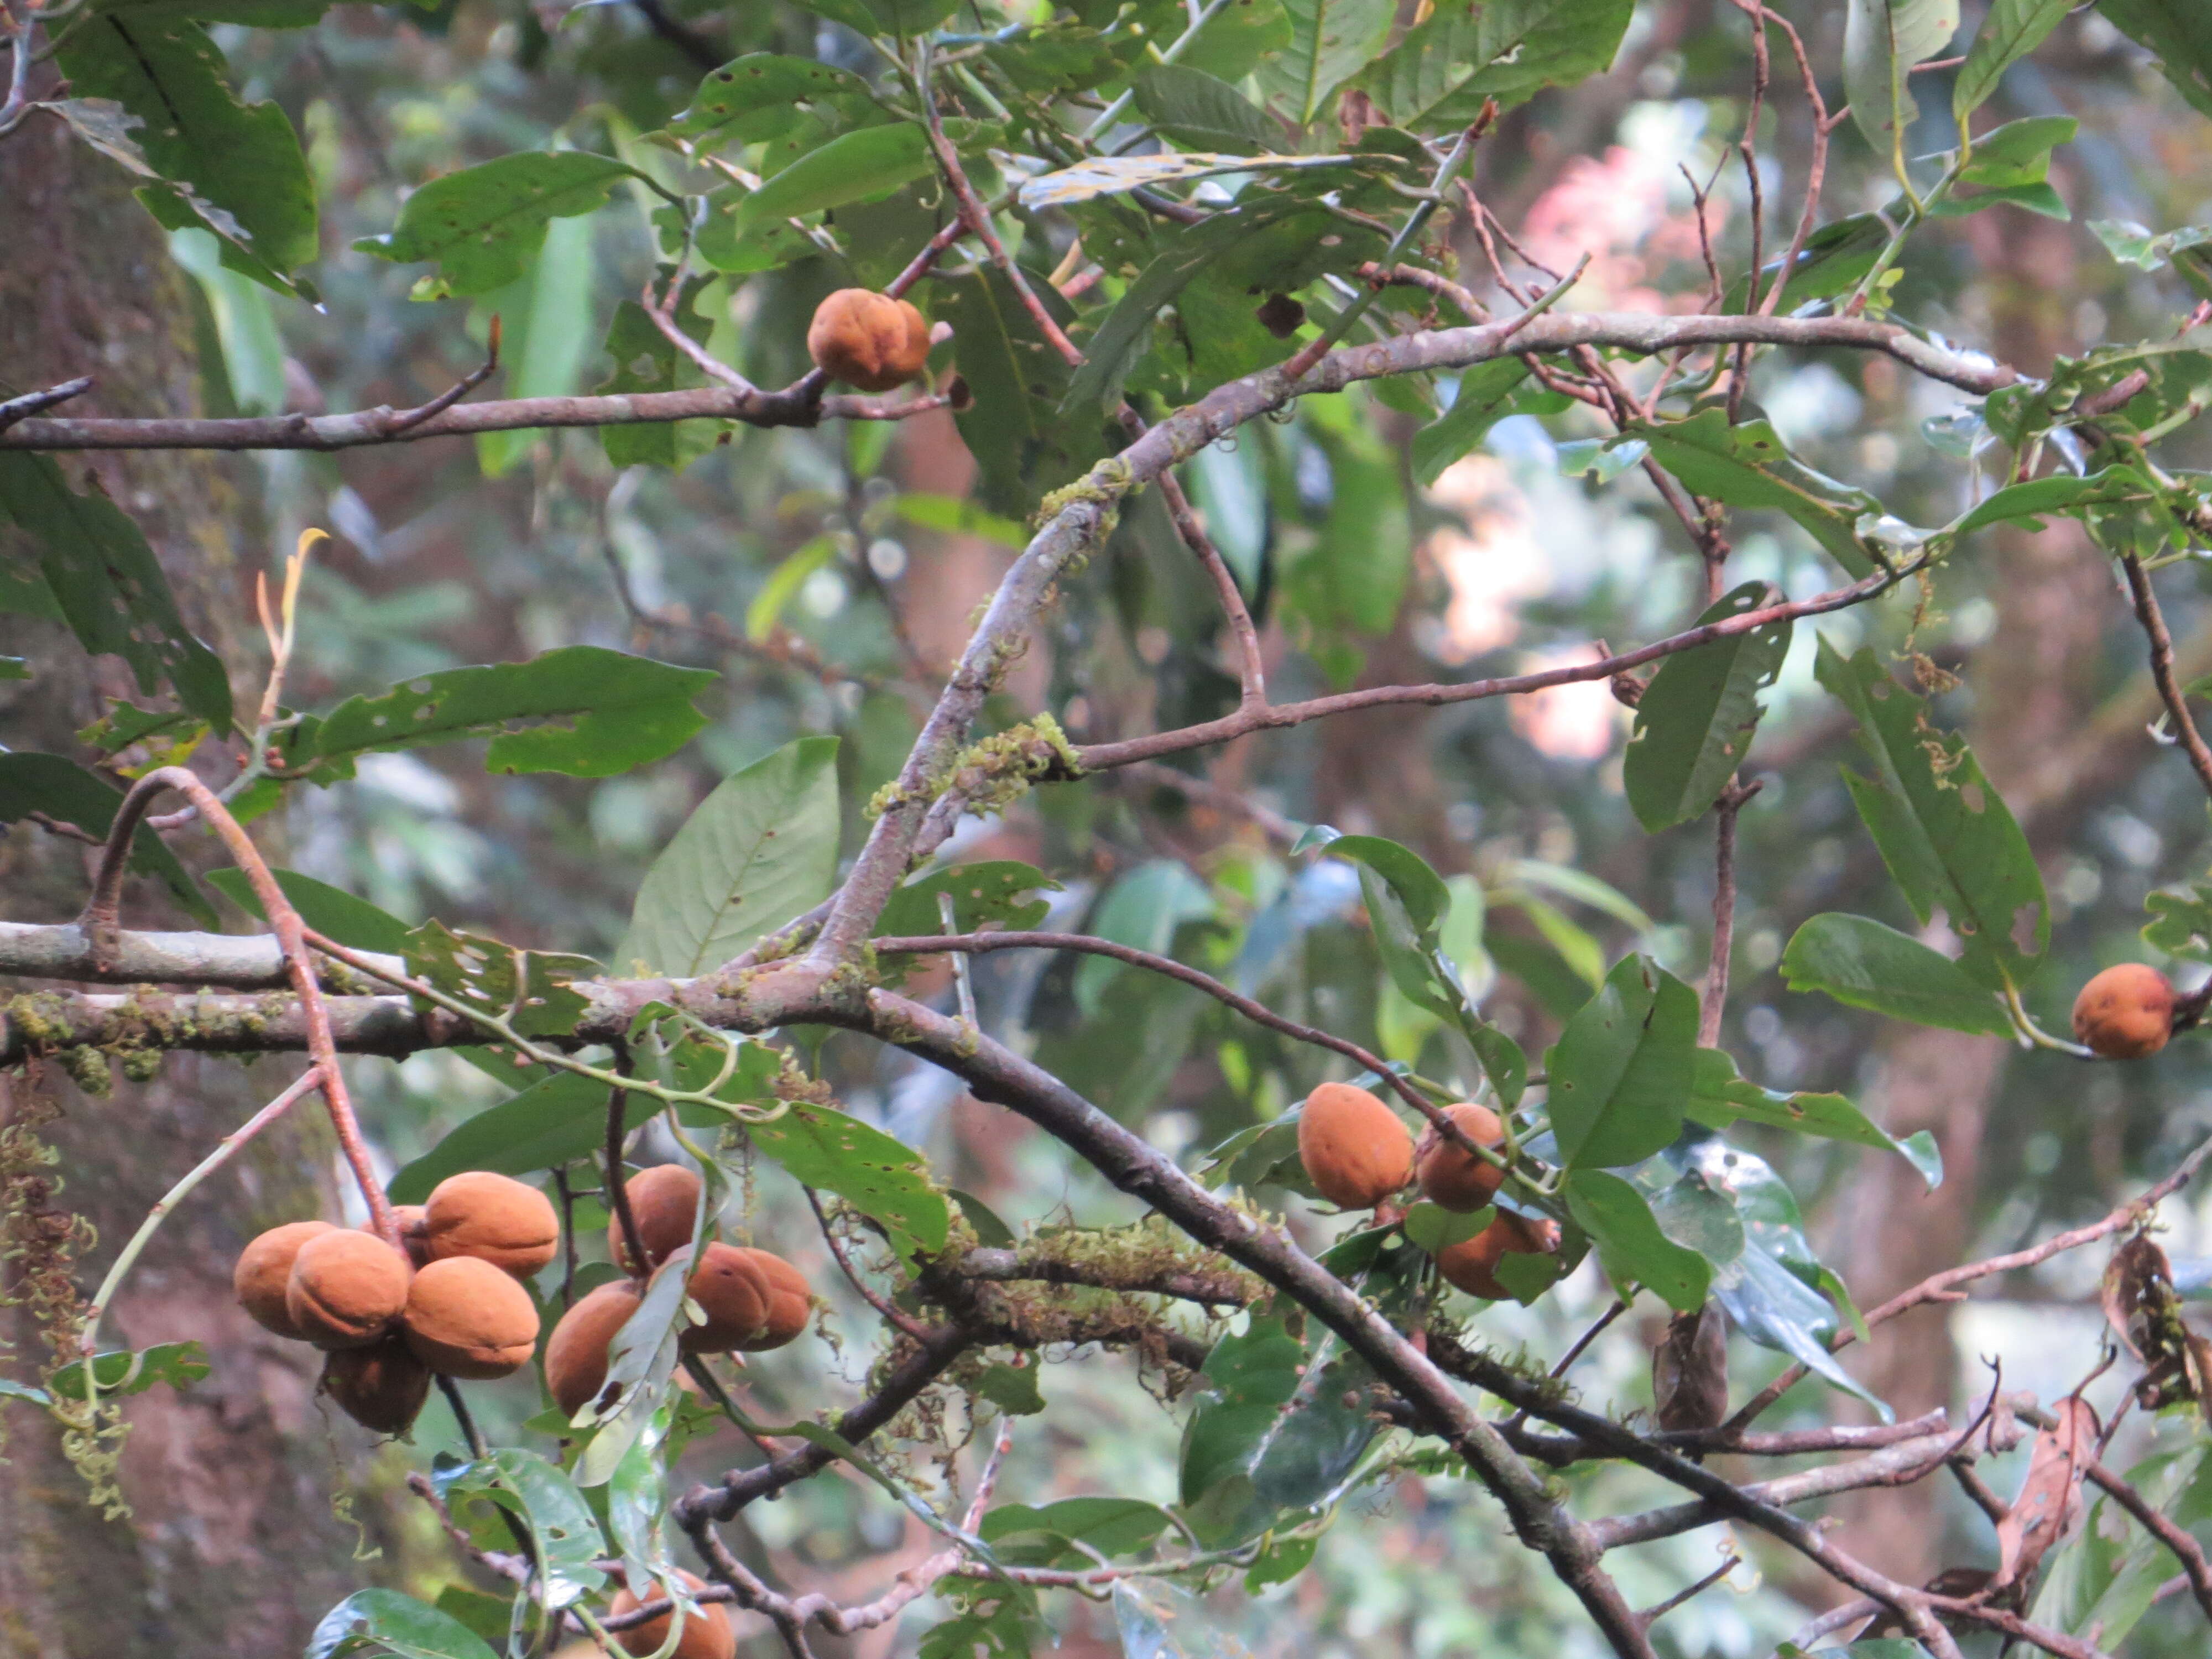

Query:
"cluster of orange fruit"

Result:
[[232, 1166, 811, 1435], [1296, 1082, 1558, 1299], [234, 1171, 555, 1432]]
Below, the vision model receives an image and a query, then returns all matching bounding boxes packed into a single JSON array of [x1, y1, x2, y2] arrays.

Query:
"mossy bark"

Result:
[[0, 118, 416, 1659]]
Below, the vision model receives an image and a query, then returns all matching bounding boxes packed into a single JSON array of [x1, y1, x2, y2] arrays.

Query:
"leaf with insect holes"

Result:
[[1781, 912, 2011, 1034], [434, 1449, 608, 1606], [403, 920, 598, 1040], [354, 152, 637, 299], [304, 647, 714, 782], [310, 1592, 500, 1659], [0, 453, 232, 731], [1624, 581, 1791, 832], [1545, 954, 1698, 1170], [1814, 637, 2049, 988], [1359, 0, 1634, 128], [1564, 1169, 1710, 1312], [1687, 1047, 1942, 1187], [748, 1101, 948, 1260]]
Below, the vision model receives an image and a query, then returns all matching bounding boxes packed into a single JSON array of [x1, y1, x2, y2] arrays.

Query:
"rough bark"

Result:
[[0, 118, 406, 1659]]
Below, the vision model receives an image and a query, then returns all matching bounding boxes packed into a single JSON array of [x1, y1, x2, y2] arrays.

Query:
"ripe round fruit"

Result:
[[422, 1171, 560, 1277], [286, 1229, 413, 1349], [806, 288, 931, 393], [402, 1255, 541, 1379], [1415, 1103, 1507, 1212], [322, 1336, 432, 1434], [234, 1220, 336, 1339], [608, 1571, 735, 1659], [2073, 963, 2177, 1059], [545, 1278, 644, 1418], [674, 1243, 771, 1353], [609, 1165, 702, 1275], [727, 1247, 810, 1352], [1437, 1211, 1562, 1302], [1297, 1082, 1414, 1208]]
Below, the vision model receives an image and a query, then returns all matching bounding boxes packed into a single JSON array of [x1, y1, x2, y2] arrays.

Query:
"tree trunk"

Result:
[[0, 117, 413, 1659]]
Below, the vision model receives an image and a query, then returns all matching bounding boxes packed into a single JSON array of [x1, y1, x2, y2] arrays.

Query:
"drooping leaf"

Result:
[[1952, 466, 2158, 536], [0, 452, 232, 730], [2095, 0, 2212, 120], [1132, 64, 1282, 151], [615, 737, 840, 977], [1954, 0, 2072, 120], [1411, 360, 1532, 486], [1844, 0, 1963, 157], [354, 153, 636, 299], [1780, 913, 2011, 1034], [1544, 954, 1698, 1170], [1631, 410, 1889, 577], [54, 15, 318, 296], [735, 124, 938, 233], [747, 1101, 949, 1260], [306, 647, 715, 781], [309, 1592, 502, 1659], [1814, 638, 2049, 987], [1563, 1168, 1710, 1312], [981, 1496, 1175, 1567], [0, 752, 211, 924], [1687, 1048, 1943, 1188], [1623, 581, 1791, 832]]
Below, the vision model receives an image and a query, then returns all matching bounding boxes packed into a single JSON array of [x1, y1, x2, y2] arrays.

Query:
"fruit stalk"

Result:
[[82, 766, 397, 1242]]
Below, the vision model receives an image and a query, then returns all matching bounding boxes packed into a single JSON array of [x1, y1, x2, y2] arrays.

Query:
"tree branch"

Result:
[[2119, 551, 2212, 801]]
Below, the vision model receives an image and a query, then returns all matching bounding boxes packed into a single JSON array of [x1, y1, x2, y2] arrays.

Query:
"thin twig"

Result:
[[0, 375, 93, 432], [805, 1186, 928, 1338], [1118, 405, 1264, 706], [2120, 551, 2212, 800], [1699, 780, 1760, 1047], [385, 318, 503, 436]]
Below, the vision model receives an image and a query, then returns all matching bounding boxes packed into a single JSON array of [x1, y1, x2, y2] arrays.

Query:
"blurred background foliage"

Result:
[[11, 0, 2212, 1653]]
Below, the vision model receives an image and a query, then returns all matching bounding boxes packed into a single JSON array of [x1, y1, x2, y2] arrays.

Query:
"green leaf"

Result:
[[2144, 878, 2212, 962], [615, 737, 840, 977], [310, 1592, 500, 1659], [736, 123, 937, 233], [2095, 0, 2212, 120], [1411, 361, 1532, 486], [1687, 1048, 1943, 1188], [354, 153, 635, 299], [1060, 198, 1315, 414], [1952, 466, 2157, 535], [748, 1100, 949, 1260], [388, 1073, 653, 1205], [55, 17, 317, 296], [1780, 913, 2010, 1034], [981, 1496, 1173, 1566], [0, 452, 232, 730], [1814, 638, 2049, 985], [1563, 1169, 1710, 1312], [1623, 581, 1791, 832], [875, 861, 1059, 938], [1258, 0, 1395, 126], [0, 752, 211, 924], [1131, 64, 1281, 150], [944, 265, 1093, 516], [1631, 409, 1888, 577], [45, 1340, 208, 1401], [1545, 954, 1698, 1170], [204, 867, 411, 955], [1179, 0, 1295, 81], [1074, 859, 1214, 1014], [1360, 0, 1636, 127], [1728, 214, 1889, 314], [310, 647, 714, 781], [1955, 0, 2071, 119], [974, 1361, 1046, 1416], [477, 211, 596, 478], [1674, 1134, 1891, 1419], [1845, 0, 1963, 156], [404, 920, 597, 1040], [434, 1449, 608, 1604], [662, 54, 874, 152], [1402, 1201, 1494, 1253], [593, 298, 723, 471]]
